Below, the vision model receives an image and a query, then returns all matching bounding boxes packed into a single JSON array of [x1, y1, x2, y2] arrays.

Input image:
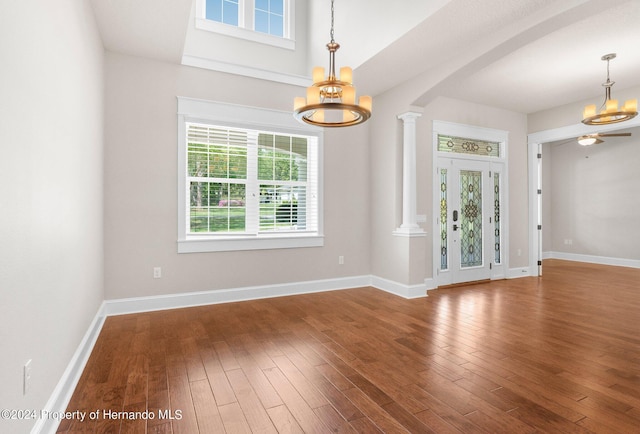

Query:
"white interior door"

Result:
[[437, 158, 504, 285]]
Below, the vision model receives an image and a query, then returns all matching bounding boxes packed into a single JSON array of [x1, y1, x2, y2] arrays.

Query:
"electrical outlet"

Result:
[[338, 256, 344, 265], [153, 267, 162, 278], [23, 359, 32, 395]]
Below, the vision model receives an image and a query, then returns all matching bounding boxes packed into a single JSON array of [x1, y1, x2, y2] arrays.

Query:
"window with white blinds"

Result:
[[177, 98, 323, 253]]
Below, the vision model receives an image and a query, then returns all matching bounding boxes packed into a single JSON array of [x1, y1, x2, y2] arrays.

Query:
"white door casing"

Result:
[[432, 121, 509, 287], [526, 115, 640, 276]]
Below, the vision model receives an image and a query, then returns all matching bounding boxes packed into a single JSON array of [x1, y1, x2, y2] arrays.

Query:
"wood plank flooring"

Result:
[[57, 260, 640, 433]]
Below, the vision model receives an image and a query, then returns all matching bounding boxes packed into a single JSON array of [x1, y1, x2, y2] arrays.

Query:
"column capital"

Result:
[[397, 110, 423, 121]]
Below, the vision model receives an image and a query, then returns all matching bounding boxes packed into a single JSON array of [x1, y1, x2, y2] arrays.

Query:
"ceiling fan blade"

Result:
[[554, 138, 576, 146], [598, 133, 632, 137]]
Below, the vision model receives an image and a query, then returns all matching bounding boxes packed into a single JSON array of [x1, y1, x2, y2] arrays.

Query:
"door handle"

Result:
[[453, 224, 460, 231]]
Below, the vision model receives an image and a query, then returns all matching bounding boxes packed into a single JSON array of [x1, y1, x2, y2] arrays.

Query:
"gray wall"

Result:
[[542, 132, 640, 260], [103, 52, 372, 300], [0, 1, 104, 431]]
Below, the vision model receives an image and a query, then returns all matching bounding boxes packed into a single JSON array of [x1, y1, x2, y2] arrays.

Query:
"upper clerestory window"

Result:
[[196, 0, 294, 50], [254, 0, 284, 37], [205, 0, 240, 26]]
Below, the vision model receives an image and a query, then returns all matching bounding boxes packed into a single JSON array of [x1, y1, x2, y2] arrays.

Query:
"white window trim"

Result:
[[195, 0, 295, 50], [177, 97, 323, 253]]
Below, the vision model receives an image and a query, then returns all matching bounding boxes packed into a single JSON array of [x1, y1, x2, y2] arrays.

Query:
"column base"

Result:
[[393, 226, 427, 237]]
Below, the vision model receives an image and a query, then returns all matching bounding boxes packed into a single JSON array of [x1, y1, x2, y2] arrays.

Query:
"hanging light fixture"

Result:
[[577, 132, 631, 146], [577, 135, 600, 146], [293, 0, 371, 127], [582, 53, 637, 125]]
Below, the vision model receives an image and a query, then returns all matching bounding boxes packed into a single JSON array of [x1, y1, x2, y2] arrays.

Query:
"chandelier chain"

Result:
[[330, 0, 335, 43]]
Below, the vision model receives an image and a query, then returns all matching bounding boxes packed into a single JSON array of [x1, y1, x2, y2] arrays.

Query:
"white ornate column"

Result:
[[394, 110, 426, 237]]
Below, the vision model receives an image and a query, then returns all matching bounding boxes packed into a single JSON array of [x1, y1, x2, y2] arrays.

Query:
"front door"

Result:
[[437, 158, 504, 285]]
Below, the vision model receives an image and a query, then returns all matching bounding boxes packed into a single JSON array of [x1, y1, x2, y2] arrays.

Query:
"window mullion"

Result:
[[245, 131, 259, 233], [284, 0, 291, 39], [241, 0, 252, 30]]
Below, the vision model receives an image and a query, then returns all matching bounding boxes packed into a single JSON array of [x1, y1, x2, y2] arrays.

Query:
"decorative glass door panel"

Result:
[[460, 170, 483, 268], [440, 169, 448, 271], [494, 173, 501, 264], [437, 159, 503, 285]]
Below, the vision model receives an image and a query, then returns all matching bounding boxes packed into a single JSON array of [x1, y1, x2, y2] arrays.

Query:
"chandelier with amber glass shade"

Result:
[[582, 53, 637, 125], [293, 0, 371, 127]]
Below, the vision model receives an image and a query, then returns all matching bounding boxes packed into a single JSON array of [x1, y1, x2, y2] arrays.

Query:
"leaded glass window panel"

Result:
[[440, 168, 448, 270], [494, 173, 501, 264], [438, 135, 500, 157], [460, 170, 483, 268]]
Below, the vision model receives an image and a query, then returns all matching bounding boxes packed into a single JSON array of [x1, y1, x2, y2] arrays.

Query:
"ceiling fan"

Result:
[[577, 132, 631, 146]]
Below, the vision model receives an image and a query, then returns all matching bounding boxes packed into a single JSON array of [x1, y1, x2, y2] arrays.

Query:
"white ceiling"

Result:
[[89, 0, 640, 115], [437, 0, 640, 113], [90, 0, 192, 63]]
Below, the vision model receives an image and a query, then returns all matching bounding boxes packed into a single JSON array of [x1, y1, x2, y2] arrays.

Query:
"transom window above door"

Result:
[[437, 135, 502, 158]]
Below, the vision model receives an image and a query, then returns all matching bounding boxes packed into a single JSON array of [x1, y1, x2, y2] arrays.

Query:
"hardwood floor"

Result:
[[57, 260, 640, 433]]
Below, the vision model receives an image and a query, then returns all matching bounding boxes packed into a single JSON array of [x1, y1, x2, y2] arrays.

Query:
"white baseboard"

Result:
[[507, 266, 533, 279], [104, 275, 372, 316], [424, 277, 437, 291], [32, 303, 106, 434], [543, 251, 640, 269], [370, 276, 428, 299]]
